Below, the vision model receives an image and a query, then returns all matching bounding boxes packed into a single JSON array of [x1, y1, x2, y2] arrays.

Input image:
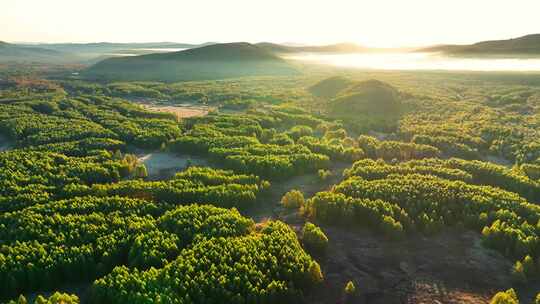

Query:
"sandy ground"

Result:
[[137, 101, 212, 119], [137, 151, 207, 180]]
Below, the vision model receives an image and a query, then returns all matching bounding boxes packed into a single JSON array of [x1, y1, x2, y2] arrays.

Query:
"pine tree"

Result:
[[134, 164, 148, 179], [344, 281, 356, 295], [281, 189, 305, 209], [489, 289, 518, 304], [308, 261, 324, 284]]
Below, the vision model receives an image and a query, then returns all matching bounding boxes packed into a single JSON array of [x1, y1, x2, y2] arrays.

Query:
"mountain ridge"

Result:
[[84, 42, 298, 82], [419, 34, 540, 56]]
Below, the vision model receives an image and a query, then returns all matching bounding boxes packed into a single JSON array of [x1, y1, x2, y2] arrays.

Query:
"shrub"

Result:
[[269, 133, 295, 145], [381, 215, 404, 240], [302, 222, 329, 253], [9, 295, 27, 304], [281, 189, 305, 209], [288, 125, 313, 140], [318, 169, 332, 181], [511, 261, 526, 284]]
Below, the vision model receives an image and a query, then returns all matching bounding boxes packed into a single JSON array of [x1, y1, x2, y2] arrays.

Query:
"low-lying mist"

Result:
[[286, 52, 540, 72]]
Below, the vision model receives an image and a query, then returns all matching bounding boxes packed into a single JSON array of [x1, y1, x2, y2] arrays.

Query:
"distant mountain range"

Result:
[[83, 42, 298, 82], [0, 41, 78, 63], [256, 42, 371, 54], [23, 42, 214, 54], [0, 41, 215, 64], [419, 34, 540, 56], [2, 33, 540, 65]]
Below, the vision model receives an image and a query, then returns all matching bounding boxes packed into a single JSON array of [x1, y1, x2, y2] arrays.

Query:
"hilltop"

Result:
[[309, 77, 402, 131], [420, 34, 540, 56], [329, 79, 401, 117], [84, 42, 298, 81], [308, 75, 354, 98]]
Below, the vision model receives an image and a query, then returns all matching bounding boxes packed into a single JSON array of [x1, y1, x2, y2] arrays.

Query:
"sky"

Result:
[[2, 0, 540, 47]]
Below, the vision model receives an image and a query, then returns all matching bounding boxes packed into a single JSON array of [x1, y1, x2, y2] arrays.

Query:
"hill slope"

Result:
[[309, 76, 354, 98], [84, 42, 298, 81], [329, 79, 401, 117], [421, 34, 540, 56], [0, 41, 76, 63], [310, 77, 402, 131]]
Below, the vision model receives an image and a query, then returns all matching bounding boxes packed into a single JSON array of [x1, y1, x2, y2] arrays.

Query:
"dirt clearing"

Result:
[[304, 227, 513, 304], [137, 151, 208, 180], [136, 100, 212, 119]]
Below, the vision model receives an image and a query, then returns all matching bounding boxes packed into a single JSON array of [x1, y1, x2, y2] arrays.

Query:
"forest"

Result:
[[1, 61, 540, 304]]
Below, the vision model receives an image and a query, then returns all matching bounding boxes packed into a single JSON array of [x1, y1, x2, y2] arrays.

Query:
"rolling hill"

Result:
[[329, 79, 401, 117], [420, 34, 540, 56], [84, 42, 298, 81], [308, 76, 354, 98], [309, 77, 402, 131], [0, 41, 77, 63]]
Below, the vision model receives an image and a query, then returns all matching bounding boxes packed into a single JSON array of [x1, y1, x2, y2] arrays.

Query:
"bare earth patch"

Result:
[[136, 101, 212, 119], [302, 227, 513, 304], [137, 152, 207, 180], [245, 162, 518, 303]]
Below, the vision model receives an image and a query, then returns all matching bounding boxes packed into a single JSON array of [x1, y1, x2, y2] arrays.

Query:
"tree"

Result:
[[344, 281, 356, 295], [302, 222, 329, 253], [47, 291, 80, 304], [489, 289, 518, 304], [344, 280, 357, 304], [522, 255, 536, 279], [281, 190, 305, 209], [134, 164, 148, 179], [12, 295, 27, 304], [318, 169, 332, 181], [308, 261, 324, 285]]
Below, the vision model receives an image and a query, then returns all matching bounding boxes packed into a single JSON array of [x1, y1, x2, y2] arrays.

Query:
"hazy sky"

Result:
[[2, 0, 540, 47]]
